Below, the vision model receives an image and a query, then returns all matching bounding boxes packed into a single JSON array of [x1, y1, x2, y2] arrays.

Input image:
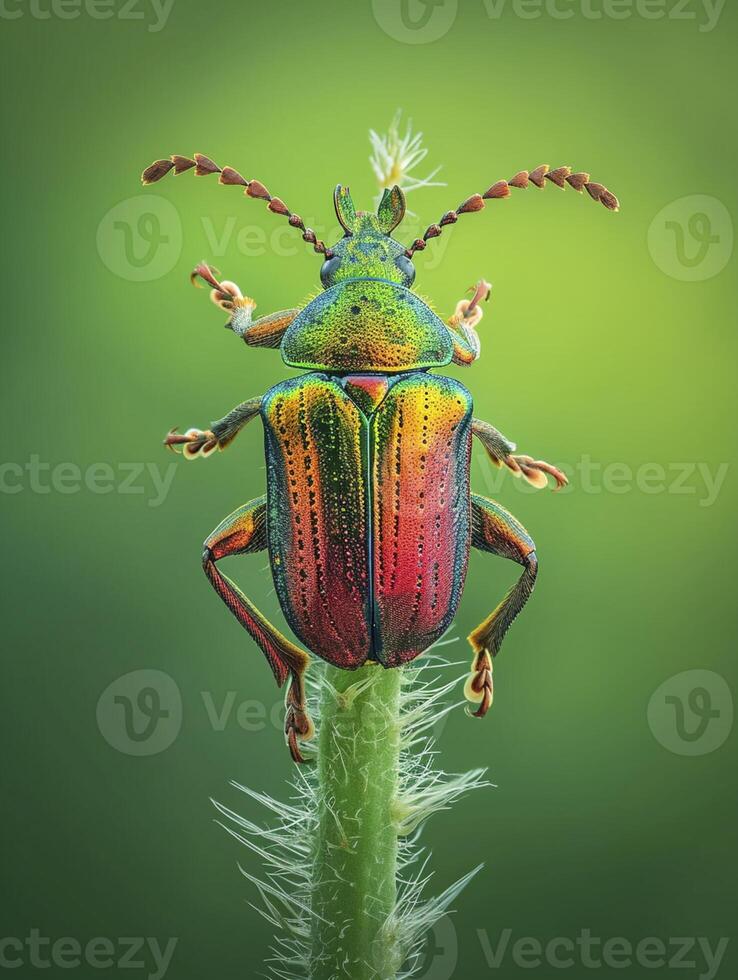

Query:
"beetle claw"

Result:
[[286, 726, 315, 765], [465, 279, 492, 317], [464, 649, 494, 717], [164, 427, 187, 453], [284, 675, 315, 764], [287, 728, 305, 764]]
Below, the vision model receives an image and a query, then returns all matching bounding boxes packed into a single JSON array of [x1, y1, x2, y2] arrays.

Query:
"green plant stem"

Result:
[[310, 663, 403, 980]]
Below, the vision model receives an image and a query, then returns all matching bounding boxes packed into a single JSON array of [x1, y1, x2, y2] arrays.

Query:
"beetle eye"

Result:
[[395, 253, 416, 285], [320, 255, 341, 286]]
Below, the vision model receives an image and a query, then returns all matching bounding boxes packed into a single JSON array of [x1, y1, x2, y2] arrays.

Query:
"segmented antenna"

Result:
[[405, 165, 619, 257], [141, 153, 334, 258]]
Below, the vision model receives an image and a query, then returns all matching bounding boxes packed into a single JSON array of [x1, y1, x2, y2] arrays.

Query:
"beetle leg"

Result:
[[238, 308, 301, 349], [473, 418, 568, 490], [164, 428, 219, 458], [191, 262, 299, 349], [165, 396, 262, 458], [202, 496, 313, 763], [446, 279, 491, 366], [464, 494, 538, 717]]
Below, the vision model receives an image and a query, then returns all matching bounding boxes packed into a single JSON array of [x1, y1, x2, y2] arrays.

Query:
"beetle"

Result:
[[141, 153, 618, 761]]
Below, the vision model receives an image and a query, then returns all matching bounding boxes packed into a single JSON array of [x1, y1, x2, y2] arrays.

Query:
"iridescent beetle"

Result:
[[142, 153, 618, 761]]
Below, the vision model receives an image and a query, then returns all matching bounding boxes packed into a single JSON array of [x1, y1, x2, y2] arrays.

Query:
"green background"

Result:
[[1, 1, 736, 977]]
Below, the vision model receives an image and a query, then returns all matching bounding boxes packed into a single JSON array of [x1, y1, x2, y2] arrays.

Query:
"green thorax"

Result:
[[282, 203, 452, 372], [281, 277, 453, 372]]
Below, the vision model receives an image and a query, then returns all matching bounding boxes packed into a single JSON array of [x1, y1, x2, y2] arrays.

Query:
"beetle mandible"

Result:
[[142, 153, 619, 762]]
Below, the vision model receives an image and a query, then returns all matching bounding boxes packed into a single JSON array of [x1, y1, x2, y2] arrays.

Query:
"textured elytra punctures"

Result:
[[406, 164, 620, 257], [140, 153, 334, 257], [262, 373, 472, 668]]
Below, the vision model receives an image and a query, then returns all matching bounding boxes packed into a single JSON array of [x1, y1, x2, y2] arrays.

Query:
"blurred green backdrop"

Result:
[[1, 1, 736, 977]]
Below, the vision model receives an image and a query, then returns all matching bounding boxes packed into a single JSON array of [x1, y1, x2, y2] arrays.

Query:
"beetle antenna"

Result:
[[141, 153, 334, 258], [405, 165, 619, 257]]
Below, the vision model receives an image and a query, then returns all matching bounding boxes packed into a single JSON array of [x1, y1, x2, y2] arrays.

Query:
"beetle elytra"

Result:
[[142, 153, 618, 761]]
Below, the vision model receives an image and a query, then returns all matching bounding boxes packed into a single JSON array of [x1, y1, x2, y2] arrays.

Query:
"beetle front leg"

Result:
[[202, 495, 313, 763], [446, 279, 491, 365], [464, 494, 538, 716], [165, 396, 262, 459], [191, 262, 299, 349]]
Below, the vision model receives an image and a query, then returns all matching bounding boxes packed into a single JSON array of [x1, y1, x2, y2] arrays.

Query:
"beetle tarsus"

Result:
[[286, 728, 305, 764], [284, 673, 314, 765], [465, 279, 492, 318], [447, 281, 489, 365], [465, 649, 494, 717], [510, 455, 569, 491], [164, 427, 218, 458], [472, 419, 567, 491]]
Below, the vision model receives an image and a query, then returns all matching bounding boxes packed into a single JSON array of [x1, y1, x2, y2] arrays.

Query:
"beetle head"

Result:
[[320, 185, 415, 290]]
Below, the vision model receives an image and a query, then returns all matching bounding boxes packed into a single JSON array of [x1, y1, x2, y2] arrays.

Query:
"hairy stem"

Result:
[[213, 653, 488, 980], [310, 664, 403, 980]]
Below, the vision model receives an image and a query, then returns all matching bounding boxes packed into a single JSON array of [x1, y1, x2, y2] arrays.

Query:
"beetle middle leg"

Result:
[[165, 396, 263, 459], [473, 418, 568, 490], [202, 495, 313, 763], [464, 494, 538, 717]]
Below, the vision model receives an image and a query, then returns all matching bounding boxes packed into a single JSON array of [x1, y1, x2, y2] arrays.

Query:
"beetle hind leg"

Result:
[[465, 494, 538, 717], [202, 496, 313, 762]]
